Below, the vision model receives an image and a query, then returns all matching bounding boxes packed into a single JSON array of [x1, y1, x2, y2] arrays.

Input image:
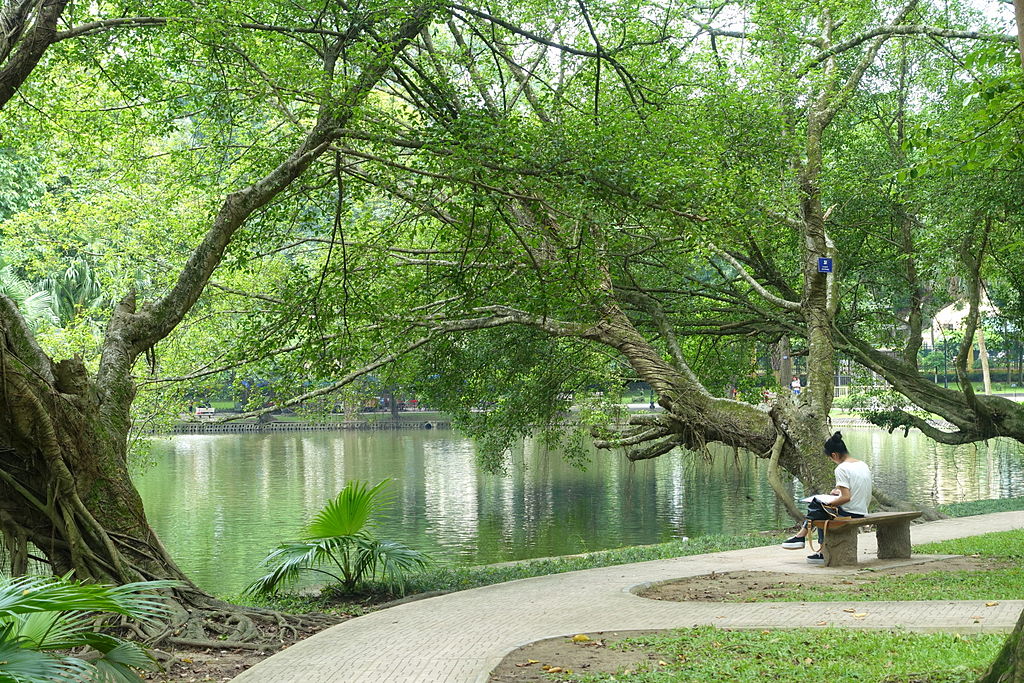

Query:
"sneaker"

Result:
[[781, 536, 805, 550], [806, 553, 825, 566]]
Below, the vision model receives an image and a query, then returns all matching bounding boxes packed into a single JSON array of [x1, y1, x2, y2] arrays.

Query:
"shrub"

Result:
[[246, 479, 430, 595]]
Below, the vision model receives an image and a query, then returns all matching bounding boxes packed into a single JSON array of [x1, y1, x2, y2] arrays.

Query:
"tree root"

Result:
[[141, 594, 342, 651], [167, 637, 272, 651]]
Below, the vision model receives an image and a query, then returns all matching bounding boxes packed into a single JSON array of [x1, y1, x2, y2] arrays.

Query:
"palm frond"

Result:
[[0, 577, 171, 683], [21, 291, 58, 327], [306, 479, 392, 539], [4, 610, 89, 650], [252, 479, 430, 595], [0, 265, 32, 305], [0, 639, 90, 683], [356, 539, 431, 585], [0, 577, 177, 624], [79, 633, 158, 681], [245, 541, 346, 595]]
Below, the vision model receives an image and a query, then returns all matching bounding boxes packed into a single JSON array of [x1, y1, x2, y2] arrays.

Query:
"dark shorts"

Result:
[[805, 498, 864, 521]]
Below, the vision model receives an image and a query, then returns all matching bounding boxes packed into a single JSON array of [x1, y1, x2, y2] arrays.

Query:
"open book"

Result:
[[801, 494, 839, 504]]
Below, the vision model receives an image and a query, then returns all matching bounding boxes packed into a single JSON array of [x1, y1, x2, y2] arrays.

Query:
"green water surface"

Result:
[[133, 428, 1024, 595]]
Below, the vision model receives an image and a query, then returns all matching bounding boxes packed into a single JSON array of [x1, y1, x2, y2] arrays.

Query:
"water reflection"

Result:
[[134, 428, 1024, 595]]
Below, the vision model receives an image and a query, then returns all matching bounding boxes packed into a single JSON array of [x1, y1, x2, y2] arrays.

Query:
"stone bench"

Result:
[[809, 510, 924, 567]]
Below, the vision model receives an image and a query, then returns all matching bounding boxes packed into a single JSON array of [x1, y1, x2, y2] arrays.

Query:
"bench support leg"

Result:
[[824, 528, 858, 567], [876, 523, 911, 559]]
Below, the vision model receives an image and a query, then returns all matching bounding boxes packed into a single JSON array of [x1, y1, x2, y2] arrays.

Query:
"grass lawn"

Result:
[[556, 529, 1023, 682], [701, 529, 1024, 603], [569, 627, 1002, 682]]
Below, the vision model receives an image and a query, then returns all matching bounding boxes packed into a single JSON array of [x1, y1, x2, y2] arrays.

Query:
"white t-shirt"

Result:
[[834, 459, 872, 516]]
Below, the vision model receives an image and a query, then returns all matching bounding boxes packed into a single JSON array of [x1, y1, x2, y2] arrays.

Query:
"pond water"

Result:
[[134, 427, 1024, 595]]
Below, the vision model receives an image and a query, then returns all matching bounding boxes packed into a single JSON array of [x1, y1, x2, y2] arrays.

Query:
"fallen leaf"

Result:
[[571, 634, 591, 642], [658, 660, 668, 666], [986, 602, 999, 607], [816, 621, 828, 626], [548, 667, 563, 673], [761, 630, 771, 634], [803, 658, 814, 665], [853, 613, 868, 619], [527, 659, 538, 664], [843, 608, 856, 613]]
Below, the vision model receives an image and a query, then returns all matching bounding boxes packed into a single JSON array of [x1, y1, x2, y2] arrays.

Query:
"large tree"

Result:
[[229, 0, 1019, 502], [0, 0, 437, 644]]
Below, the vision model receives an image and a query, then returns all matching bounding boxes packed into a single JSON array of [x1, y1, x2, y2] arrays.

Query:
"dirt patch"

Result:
[[637, 555, 1003, 603], [144, 647, 264, 683], [490, 631, 668, 682]]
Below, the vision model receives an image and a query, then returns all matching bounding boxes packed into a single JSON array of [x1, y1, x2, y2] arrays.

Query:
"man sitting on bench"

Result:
[[780, 431, 873, 565]]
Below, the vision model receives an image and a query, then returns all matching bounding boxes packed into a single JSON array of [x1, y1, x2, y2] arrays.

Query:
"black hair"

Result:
[[823, 431, 849, 457]]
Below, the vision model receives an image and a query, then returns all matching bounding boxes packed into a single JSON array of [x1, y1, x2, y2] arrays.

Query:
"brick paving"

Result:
[[232, 511, 1024, 683]]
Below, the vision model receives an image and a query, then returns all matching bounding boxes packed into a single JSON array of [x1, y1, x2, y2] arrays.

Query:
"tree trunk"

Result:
[[585, 305, 837, 494], [979, 607, 1024, 682], [1015, 0, 1024, 71], [0, 299, 337, 646], [0, 305, 187, 585], [979, 328, 992, 395], [0, 6, 436, 641], [778, 338, 793, 390]]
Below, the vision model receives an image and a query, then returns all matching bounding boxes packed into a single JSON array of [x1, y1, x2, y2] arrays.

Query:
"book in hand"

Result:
[[801, 494, 838, 504]]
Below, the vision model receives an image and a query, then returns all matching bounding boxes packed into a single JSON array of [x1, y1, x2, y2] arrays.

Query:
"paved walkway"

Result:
[[233, 511, 1024, 683]]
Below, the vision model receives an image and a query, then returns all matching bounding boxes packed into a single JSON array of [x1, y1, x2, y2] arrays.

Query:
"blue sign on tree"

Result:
[[817, 257, 833, 273]]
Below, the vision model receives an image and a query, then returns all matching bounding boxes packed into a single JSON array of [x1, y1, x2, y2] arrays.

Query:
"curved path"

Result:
[[233, 511, 1024, 683]]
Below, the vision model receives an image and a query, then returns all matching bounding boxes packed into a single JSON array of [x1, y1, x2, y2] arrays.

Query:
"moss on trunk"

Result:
[[980, 608, 1024, 683]]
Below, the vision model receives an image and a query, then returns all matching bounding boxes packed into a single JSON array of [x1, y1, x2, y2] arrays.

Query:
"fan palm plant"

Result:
[[246, 479, 430, 595], [0, 265, 59, 331], [38, 258, 108, 326], [0, 574, 177, 683]]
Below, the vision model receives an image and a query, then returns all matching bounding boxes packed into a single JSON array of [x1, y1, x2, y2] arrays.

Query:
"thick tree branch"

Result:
[[704, 240, 801, 311], [0, 0, 69, 109], [954, 222, 990, 416], [96, 5, 436, 394], [869, 408, 983, 445], [0, 294, 54, 385], [800, 24, 1014, 75]]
